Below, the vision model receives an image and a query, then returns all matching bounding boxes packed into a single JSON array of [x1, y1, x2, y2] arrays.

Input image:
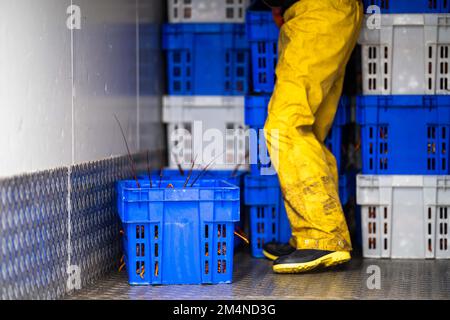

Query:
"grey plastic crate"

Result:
[[163, 95, 247, 170], [359, 14, 450, 95], [357, 175, 450, 259], [168, 0, 250, 23]]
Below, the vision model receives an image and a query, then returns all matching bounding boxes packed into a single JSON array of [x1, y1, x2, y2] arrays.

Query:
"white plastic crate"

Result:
[[357, 175, 450, 259], [168, 0, 250, 23], [359, 14, 450, 95], [163, 95, 247, 170]]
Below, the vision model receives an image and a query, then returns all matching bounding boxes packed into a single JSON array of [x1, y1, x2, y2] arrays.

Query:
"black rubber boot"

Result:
[[273, 249, 351, 273], [262, 242, 296, 261]]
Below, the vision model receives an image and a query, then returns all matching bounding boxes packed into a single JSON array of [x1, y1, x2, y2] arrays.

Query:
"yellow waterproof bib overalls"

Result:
[[264, 0, 363, 252]]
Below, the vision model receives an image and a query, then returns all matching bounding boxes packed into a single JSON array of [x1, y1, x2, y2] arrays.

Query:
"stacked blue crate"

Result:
[[244, 8, 354, 258], [244, 9, 287, 257], [246, 10, 279, 93], [245, 95, 351, 176], [357, 95, 450, 175], [244, 174, 291, 258], [163, 23, 249, 95]]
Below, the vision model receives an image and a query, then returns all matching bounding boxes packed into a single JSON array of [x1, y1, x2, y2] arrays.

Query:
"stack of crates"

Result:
[[117, 1, 254, 286], [244, 6, 354, 258], [162, 0, 250, 171], [357, 0, 450, 259], [161, 0, 251, 249]]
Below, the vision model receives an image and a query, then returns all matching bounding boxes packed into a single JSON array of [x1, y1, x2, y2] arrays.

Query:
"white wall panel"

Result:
[[0, 0, 165, 178], [138, 0, 165, 153], [0, 0, 72, 177], [73, 0, 139, 164]]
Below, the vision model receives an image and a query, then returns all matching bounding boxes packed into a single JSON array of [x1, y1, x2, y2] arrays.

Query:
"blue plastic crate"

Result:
[[244, 95, 276, 175], [339, 171, 356, 206], [138, 169, 247, 247], [363, 0, 450, 13], [162, 23, 249, 95], [245, 95, 350, 175], [245, 95, 350, 127], [325, 97, 351, 173], [244, 174, 291, 258], [244, 94, 271, 127], [246, 10, 279, 93], [357, 95, 450, 174], [117, 179, 240, 285]]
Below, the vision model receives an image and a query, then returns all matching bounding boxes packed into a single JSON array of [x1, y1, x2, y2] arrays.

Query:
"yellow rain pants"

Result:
[[264, 0, 363, 252]]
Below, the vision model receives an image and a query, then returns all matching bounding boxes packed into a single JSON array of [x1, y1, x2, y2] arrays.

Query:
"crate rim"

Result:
[[118, 178, 239, 191], [357, 95, 450, 106], [163, 95, 245, 108], [137, 169, 248, 180], [359, 13, 450, 30]]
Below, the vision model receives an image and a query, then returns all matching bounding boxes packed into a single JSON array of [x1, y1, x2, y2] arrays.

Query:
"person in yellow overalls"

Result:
[[261, 0, 363, 273]]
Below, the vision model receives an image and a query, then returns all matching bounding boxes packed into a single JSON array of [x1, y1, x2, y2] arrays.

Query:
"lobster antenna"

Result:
[[183, 154, 198, 188], [189, 152, 224, 187], [114, 114, 140, 188], [146, 150, 153, 188]]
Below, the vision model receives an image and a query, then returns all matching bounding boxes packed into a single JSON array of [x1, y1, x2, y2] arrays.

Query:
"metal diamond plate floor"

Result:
[[66, 250, 450, 300]]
